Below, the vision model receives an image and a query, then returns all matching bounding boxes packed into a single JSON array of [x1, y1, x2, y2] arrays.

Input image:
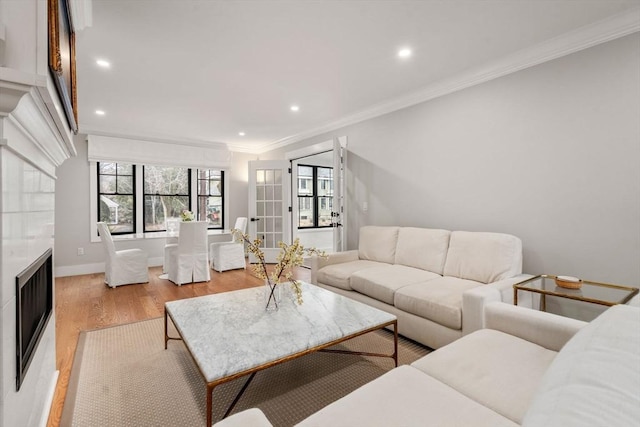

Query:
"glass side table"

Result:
[[514, 275, 638, 313]]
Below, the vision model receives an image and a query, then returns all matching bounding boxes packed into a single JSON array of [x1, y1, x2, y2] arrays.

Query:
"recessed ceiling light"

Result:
[[290, 105, 300, 112], [96, 59, 111, 68], [95, 110, 106, 115], [238, 132, 245, 136], [397, 48, 412, 59]]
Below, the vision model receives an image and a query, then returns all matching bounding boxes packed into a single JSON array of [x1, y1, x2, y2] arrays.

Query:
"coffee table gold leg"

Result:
[[164, 310, 168, 350], [393, 320, 398, 367]]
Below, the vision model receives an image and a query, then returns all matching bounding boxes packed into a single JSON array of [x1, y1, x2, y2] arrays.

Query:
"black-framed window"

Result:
[[97, 162, 135, 234], [297, 165, 333, 228], [143, 165, 190, 232], [196, 169, 224, 229]]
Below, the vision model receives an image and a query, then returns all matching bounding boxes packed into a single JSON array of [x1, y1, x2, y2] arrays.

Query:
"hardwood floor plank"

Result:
[[46, 263, 310, 427]]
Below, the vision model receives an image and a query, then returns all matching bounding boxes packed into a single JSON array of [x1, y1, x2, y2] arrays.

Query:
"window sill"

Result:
[[91, 229, 232, 243]]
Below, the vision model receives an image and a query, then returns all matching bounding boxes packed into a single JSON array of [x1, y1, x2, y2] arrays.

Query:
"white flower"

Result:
[[181, 210, 195, 221]]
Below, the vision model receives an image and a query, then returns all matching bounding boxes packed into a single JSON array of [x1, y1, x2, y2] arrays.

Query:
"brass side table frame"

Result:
[[514, 274, 638, 312]]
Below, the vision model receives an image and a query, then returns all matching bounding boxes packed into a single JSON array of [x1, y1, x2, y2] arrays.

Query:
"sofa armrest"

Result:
[[462, 274, 533, 334], [310, 250, 359, 285], [212, 408, 272, 427], [485, 302, 586, 351]]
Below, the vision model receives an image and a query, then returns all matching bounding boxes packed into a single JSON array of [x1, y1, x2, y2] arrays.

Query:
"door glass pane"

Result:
[[256, 186, 265, 201], [265, 170, 274, 184], [275, 170, 282, 185], [266, 186, 274, 200], [256, 170, 265, 184], [257, 202, 264, 216]]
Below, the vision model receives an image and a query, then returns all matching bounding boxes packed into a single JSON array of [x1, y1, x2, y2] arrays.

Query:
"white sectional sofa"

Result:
[[216, 303, 640, 427], [310, 226, 530, 349]]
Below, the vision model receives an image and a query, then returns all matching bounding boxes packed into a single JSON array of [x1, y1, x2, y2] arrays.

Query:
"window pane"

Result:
[[100, 175, 117, 193], [196, 169, 224, 228], [117, 176, 133, 193], [298, 197, 313, 227], [99, 162, 117, 174], [199, 196, 222, 227], [98, 162, 135, 234], [318, 196, 332, 226], [144, 166, 189, 195], [117, 164, 132, 175], [99, 195, 134, 233], [144, 195, 189, 231], [209, 179, 221, 196], [317, 167, 333, 197]]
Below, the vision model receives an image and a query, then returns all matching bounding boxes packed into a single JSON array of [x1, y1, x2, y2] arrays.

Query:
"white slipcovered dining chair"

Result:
[[165, 221, 210, 285], [209, 217, 248, 272], [97, 222, 149, 288]]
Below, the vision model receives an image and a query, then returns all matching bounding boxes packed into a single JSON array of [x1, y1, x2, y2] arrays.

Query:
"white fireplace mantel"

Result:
[[0, 67, 76, 175]]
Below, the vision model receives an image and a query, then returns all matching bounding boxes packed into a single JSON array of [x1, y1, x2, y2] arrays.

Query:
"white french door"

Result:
[[248, 160, 291, 263], [332, 137, 346, 252]]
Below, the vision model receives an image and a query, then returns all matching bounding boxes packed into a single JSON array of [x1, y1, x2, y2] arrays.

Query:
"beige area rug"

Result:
[[61, 317, 429, 427]]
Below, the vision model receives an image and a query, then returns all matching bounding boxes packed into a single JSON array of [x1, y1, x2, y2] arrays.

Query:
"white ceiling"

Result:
[[74, 1, 639, 153]]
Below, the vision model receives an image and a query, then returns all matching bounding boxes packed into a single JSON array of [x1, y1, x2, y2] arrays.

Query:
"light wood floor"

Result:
[[46, 264, 311, 427]]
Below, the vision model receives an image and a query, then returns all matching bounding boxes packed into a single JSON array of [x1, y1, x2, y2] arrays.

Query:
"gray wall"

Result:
[[54, 136, 256, 274], [266, 34, 640, 285]]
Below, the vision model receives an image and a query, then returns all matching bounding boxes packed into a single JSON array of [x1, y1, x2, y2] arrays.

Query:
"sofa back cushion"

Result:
[[358, 226, 399, 264], [522, 305, 640, 427], [443, 231, 522, 284], [394, 228, 451, 274]]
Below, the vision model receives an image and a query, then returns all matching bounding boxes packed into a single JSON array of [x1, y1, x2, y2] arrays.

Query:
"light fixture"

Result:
[[397, 48, 412, 59], [95, 110, 105, 115], [290, 105, 300, 112], [238, 132, 245, 136], [96, 59, 111, 68]]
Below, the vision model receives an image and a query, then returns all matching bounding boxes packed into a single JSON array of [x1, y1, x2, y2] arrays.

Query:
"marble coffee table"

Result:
[[164, 282, 398, 426]]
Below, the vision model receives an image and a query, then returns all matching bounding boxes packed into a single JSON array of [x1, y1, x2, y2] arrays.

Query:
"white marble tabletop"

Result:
[[165, 282, 396, 383]]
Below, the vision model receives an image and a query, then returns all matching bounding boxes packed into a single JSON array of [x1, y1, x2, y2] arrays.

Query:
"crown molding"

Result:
[[255, 7, 640, 154]]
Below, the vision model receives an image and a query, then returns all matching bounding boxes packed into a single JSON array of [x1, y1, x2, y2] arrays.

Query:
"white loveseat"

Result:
[[311, 226, 530, 349], [216, 303, 640, 427]]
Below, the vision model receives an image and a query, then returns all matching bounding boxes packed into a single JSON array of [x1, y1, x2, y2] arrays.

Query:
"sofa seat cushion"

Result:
[[443, 231, 522, 283], [316, 260, 385, 291], [412, 328, 557, 424], [395, 227, 451, 274], [522, 305, 640, 427], [351, 265, 441, 305], [394, 277, 483, 329], [296, 365, 518, 427]]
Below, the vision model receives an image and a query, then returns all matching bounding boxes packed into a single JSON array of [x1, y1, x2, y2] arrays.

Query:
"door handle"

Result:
[[250, 218, 261, 222]]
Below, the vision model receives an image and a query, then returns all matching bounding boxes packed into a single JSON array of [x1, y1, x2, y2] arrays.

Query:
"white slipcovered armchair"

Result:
[[165, 221, 210, 285], [209, 217, 248, 272], [97, 222, 149, 288]]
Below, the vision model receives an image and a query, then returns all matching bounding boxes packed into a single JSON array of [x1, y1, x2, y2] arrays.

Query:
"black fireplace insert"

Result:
[[16, 248, 53, 391]]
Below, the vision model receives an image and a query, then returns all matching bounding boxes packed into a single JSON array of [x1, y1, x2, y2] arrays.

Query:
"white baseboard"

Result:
[[55, 257, 163, 277], [39, 370, 59, 427]]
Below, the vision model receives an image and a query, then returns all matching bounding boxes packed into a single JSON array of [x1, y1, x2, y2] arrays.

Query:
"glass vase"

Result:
[[264, 280, 281, 311]]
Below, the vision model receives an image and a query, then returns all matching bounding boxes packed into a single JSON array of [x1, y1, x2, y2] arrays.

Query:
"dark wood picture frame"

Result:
[[48, 0, 78, 132]]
